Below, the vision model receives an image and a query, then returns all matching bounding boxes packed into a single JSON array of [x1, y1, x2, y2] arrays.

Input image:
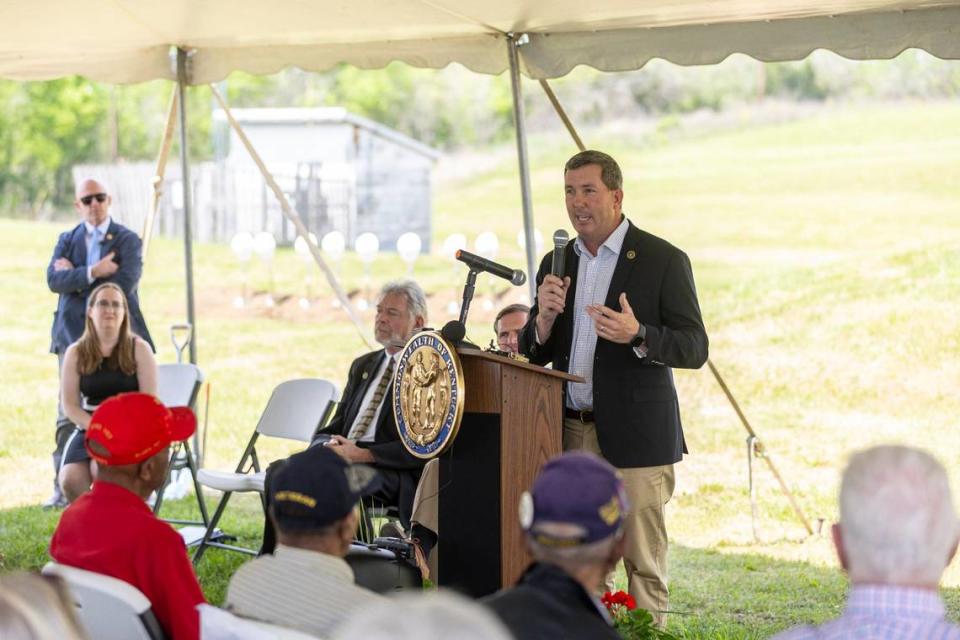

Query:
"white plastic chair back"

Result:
[[158, 363, 204, 408], [191, 378, 340, 562], [254, 379, 339, 441], [156, 362, 205, 497], [42, 562, 164, 640]]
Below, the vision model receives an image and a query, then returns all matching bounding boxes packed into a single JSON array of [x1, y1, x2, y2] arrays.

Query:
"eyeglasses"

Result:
[[80, 193, 108, 206], [94, 300, 123, 310]]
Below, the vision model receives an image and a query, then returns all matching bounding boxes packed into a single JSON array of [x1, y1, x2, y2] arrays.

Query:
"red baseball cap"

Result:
[[85, 392, 196, 466]]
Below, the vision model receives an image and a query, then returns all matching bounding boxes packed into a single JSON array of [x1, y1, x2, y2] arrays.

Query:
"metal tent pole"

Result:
[[506, 33, 537, 302], [176, 48, 198, 364]]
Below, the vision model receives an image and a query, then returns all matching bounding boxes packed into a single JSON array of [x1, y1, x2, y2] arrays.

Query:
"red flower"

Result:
[[601, 590, 637, 611]]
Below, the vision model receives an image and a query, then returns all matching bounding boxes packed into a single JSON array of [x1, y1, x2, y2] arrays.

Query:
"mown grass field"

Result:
[[1, 100, 959, 637]]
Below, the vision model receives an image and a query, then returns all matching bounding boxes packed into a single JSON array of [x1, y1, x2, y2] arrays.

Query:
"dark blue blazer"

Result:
[[47, 220, 153, 354], [520, 220, 708, 468]]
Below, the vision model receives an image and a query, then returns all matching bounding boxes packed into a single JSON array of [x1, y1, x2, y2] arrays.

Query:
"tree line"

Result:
[[1, 51, 957, 217]]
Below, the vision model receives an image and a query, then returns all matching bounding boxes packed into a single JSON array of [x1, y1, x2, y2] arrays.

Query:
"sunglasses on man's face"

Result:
[[80, 193, 108, 206]]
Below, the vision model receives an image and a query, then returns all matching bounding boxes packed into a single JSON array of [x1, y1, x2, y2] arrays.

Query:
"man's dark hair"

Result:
[[564, 150, 623, 191], [494, 303, 530, 334]]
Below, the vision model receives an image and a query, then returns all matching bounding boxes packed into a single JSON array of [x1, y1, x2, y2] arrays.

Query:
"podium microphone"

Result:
[[440, 320, 466, 344], [551, 229, 569, 277], [455, 249, 526, 286]]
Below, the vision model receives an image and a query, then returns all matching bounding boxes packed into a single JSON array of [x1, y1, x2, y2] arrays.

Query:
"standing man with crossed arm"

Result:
[[520, 150, 708, 626], [45, 178, 153, 508]]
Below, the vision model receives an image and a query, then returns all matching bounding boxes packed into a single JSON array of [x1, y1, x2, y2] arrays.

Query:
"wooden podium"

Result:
[[436, 348, 580, 597]]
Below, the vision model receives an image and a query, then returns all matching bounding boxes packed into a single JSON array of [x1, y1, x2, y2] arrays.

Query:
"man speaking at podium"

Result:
[[520, 150, 708, 626]]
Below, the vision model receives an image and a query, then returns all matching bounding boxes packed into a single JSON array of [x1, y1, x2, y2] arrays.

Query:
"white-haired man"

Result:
[[773, 445, 960, 639], [260, 280, 429, 554]]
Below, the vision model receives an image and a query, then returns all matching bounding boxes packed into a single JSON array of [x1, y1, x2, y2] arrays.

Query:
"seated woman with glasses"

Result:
[[59, 282, 157, 502]]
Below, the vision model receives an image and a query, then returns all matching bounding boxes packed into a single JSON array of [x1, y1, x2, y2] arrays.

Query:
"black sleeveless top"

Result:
[[78, 338, 139, 407]]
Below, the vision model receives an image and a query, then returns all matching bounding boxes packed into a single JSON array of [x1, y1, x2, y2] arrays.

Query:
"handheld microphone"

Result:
[[455, 249, 526, 286], [551, 229, 569, 277]]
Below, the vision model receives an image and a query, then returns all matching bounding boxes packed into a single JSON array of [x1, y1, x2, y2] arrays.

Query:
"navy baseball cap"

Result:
[[519, 451, 629, 546], [270, 445, 382, 531]]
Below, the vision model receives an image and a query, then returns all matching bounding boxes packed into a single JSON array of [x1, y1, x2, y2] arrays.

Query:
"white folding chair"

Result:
[[192, 378, 339, 563], [43, 562, 165, 640], [154, 363, 209, 530]]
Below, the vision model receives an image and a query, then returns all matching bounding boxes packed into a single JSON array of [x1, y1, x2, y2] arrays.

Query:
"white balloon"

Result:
[[355, 232, 380, 263], [252, 231, 276, 262], [321, 231, 346, 261], [516, 228, 544, 255], [230, 232, 253, 262], [442, 233, 467, 260], [475, 231, 499, 260], [397, 232, 422, 264], [294, 232, 318, 258]]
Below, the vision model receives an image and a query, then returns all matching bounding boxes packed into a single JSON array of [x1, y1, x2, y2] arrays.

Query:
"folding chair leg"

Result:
[[155, 442, 211, 529], [187, 453, 211, 528], [192, 490, 234, 564], [153, 482, 168, 515], [152, 444, 180, 516]]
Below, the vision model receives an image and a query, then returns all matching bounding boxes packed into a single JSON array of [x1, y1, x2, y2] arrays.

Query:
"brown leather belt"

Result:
[[564, 408, 595, 423]]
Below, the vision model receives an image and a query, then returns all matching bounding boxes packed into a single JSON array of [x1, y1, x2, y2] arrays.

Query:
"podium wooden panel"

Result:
[[437, 349, 579, 597]]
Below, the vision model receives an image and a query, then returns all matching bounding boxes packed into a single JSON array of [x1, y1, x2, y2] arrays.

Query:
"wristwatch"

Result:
[[630, 325, 646, 349]]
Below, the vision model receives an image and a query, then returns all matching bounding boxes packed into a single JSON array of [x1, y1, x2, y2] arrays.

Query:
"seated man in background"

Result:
[[261, 280, 429, 553], [226, 445, 386, 638], [484, 451, 627, 640], [772, 445, 960, 639], [493, 303, 530, 354], [49, 392, 205, 640]]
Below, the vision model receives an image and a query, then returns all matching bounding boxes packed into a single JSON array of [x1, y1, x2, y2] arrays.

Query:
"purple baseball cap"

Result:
[[519, 451, 630, 546]]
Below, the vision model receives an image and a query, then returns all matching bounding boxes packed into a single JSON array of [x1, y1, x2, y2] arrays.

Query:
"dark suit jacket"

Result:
[[317, 349, 424, 472], [47, 220, 153, 354], [485, 563, 621, 640], [519, 220, 708, 468]]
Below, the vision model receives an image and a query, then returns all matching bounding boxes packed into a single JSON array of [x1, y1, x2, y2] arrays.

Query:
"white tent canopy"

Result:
[[3, 1, 960, 83]]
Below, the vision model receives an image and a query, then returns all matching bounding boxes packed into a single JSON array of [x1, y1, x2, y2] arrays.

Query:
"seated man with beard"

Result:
[[261, 280, 429, 553]]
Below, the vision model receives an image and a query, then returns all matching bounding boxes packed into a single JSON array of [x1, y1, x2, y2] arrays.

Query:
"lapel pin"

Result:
[[105, 233, 113, 241], [362, 372, 369, 380], [626, 250, 636, 260]]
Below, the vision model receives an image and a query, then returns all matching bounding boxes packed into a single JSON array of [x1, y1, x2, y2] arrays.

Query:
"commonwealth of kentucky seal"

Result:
[[393, 330, 465, 459]]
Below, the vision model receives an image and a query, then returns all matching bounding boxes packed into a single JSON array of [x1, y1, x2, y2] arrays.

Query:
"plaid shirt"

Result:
[[772, 585, 960, 640]]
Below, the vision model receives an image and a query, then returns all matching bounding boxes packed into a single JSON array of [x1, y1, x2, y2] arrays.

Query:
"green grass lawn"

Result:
[[1, 100, 959, 637]]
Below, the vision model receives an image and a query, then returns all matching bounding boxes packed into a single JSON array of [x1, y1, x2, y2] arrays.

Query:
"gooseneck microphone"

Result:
[[455, 249, 526, 286], [551, 229, 569, 277]]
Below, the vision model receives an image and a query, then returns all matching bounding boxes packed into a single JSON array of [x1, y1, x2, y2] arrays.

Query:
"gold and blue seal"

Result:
[[393, 330, 465, 459]]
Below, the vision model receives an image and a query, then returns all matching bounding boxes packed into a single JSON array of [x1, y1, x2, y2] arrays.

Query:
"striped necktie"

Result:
[[348, 357, 395, 440]]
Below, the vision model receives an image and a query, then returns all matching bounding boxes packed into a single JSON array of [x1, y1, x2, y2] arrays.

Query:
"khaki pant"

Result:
[[563, 417, 675, 627], [410, 458, 440, 578]]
